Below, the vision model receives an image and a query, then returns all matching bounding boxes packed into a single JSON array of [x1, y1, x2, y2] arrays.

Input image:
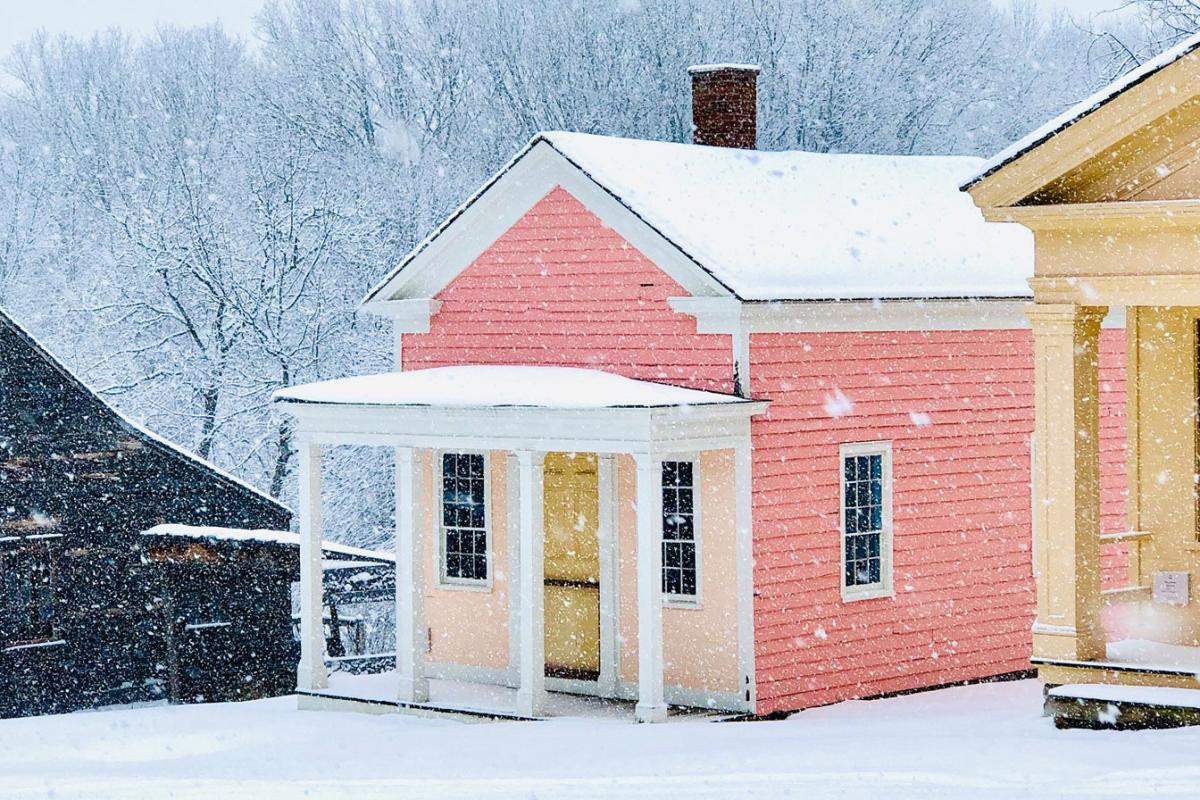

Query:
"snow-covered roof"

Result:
[[272, 365, 750, 410], [0, 309, 288, 515], [965, 32, 1200, 189], [366, 132, 1032, 304], [544, 132, 1031, 300], [141, 523, 394, 563]]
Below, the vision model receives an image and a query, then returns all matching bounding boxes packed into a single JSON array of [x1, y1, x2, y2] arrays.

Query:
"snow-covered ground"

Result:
[[1, 679, 1198, 799]]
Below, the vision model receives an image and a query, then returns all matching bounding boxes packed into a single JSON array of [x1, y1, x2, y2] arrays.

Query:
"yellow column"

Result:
[[1028, 303, 1107, 662]]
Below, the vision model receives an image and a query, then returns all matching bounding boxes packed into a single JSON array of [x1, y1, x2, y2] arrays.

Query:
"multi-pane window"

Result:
[[841, 444, 892, 597], [662, 460, 697, 599], [441, 452, 488, 583], [0, 544, 56, 645]]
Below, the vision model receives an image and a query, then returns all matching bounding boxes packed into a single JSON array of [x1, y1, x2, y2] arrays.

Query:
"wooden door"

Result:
[[542, 452, 601, 680]]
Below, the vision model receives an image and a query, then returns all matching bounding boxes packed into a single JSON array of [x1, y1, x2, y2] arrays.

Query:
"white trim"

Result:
[[515, 450, 547, 716], [505, 453, 521, 682], [281, 402, 767, 458], [434, 450, 494, 591], [361, 299, 442, 330], [597, 454, 620, 696], [671, 297, 1129, 334], [633, 453, 668, 723], [364, 140, 731, 305], [661, 455, 703, 609], [733, 437, 756, 712], [297, 443, 328, 691], [396, 446, 429, 703], [838, 441, 895, 603]]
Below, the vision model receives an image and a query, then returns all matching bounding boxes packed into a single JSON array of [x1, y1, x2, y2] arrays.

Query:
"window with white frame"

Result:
[[840, 443, 892, 598], [662, 460, 697, 599], [440, 452, 488, 583]]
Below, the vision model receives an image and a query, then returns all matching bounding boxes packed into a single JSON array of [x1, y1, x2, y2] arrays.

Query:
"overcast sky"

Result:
[[0, 0, 1136, 62]]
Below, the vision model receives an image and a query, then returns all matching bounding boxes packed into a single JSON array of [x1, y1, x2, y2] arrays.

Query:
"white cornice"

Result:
[[360, 299, 443, 332], [665, 296, 1118, 333]]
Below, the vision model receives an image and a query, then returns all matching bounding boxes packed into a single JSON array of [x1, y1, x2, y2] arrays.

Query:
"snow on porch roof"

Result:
[[272, 366, 751, 410], [539, 132, 1032, 301], [142, 523, 394, 563]]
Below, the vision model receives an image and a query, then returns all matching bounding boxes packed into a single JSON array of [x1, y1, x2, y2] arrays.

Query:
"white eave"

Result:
[[273, 366, 765, 455]]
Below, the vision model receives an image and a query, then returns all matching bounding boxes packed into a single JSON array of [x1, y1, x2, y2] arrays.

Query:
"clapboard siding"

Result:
[[399, 184, 1130, 717], [403, 187, 734, 393], [750, 328, 1126, 715]]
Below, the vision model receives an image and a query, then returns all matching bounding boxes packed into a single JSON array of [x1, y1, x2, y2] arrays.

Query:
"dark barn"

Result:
[[0, 310, 292, 718]]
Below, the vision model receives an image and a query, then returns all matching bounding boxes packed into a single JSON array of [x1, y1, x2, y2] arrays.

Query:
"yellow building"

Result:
[[966, 33, 1200, 727]]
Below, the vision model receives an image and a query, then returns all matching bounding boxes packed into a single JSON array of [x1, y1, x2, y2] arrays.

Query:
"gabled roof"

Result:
[[365, 132, 1032, 305], [0, 308, 288, 515], [964, 32, 1200, 192]]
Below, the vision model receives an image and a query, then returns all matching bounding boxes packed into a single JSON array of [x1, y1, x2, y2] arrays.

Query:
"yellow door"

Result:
[[542, 452, 601, 680]]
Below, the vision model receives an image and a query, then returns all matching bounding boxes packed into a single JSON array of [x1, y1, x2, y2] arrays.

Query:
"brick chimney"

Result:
[[688, 64, 759, 149]]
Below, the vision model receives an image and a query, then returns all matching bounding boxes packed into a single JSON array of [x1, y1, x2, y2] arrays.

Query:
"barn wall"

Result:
[[0, 316, 291, 718], [749, 327, 1126, 715]]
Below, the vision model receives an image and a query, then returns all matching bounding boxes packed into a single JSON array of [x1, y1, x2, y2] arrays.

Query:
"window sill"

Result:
[[663, 596, 702, 610], [841, 586, 894, 603], [434, 579, 493, 593]]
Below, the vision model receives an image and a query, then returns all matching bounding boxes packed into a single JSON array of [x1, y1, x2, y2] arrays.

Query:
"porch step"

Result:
[[1048, 683, 1200, 730]]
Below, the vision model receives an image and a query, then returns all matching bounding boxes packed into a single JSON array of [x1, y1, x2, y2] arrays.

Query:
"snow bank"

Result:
[[5, 679, 1200, 799]]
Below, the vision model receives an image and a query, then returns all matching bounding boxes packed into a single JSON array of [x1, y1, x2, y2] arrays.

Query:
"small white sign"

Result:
[[1153, 571, 1190, 606]]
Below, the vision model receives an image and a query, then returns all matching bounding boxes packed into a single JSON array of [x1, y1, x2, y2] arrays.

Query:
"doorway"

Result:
[[542, 452, 601, 680]]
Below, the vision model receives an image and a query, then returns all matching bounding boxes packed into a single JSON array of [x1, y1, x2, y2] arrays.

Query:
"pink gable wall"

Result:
[[750, 328, 1126, 715], [402, 187, 733, 391]]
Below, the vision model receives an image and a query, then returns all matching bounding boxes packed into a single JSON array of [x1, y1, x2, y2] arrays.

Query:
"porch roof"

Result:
[[273, 366, 750, 410], [273, 366, 765, 455]]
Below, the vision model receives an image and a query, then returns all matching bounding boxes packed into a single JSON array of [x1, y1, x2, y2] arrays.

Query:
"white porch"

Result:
[[274, 366, 766, 723]]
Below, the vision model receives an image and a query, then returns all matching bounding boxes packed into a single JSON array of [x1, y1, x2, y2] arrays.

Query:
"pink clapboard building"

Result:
[[276, 66, 1126, 720]]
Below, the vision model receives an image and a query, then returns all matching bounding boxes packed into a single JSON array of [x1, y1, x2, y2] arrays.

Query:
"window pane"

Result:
[[870, 455, 882, 480], [661, 461, 696, 597]]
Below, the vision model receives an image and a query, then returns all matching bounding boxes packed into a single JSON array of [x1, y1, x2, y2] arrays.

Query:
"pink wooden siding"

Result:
[[402, 187, 734, 391], [750, 328, 1126, 715], [399, 182, 1130, 716]]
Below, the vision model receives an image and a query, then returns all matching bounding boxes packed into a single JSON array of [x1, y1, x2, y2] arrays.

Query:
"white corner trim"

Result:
[[361, 299, 443, 332], [364, 140, 733, 306], [670, 296, 1127, 333]]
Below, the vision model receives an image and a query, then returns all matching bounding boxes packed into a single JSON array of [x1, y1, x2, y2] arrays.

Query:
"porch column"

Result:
[[1028, 303, 1107, 662], [297, 441, 328, 690], [734, 440, 755, 713], [634, 452, 667, 723], [515, 450, 546, 717], [395, 446, 429, 703]]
